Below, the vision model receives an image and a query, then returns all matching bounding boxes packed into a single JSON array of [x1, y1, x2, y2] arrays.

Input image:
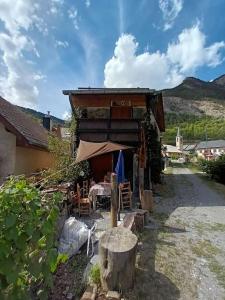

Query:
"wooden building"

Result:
[[63, 88, 165, 186]]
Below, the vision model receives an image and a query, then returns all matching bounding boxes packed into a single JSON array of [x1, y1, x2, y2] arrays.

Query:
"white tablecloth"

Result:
[[88, 183, 111, 210]]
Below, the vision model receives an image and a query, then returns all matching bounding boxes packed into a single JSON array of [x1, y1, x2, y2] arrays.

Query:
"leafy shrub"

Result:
[[0, 177, 65, 299], [198, 155, 225, 184], [44, 134, 89, 185]]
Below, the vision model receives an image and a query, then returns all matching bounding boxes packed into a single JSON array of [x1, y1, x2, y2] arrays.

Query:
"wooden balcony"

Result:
[[77, 119, 141, 144]]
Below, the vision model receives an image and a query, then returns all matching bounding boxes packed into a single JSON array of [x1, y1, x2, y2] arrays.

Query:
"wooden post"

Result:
[[143, 190, 154, 212], [139, 168, 144, 208], [99, 227, 138, 291], [111, 173, 118, 228], [133, 153, 138, 197]]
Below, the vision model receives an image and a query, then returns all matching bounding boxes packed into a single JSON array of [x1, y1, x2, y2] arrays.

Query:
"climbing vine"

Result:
[[144, 101, 163, 184], [0, 177, 65, 299]]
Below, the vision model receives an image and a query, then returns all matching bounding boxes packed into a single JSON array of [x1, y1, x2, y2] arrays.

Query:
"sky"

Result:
[[0, 0, 225, 119]]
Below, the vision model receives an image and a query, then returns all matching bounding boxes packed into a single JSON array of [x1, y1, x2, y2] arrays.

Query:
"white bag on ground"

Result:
[[58, 217, 89, 257]]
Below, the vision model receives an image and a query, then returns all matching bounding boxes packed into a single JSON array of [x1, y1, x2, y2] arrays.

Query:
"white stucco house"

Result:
[[195, 140, 225, 160]]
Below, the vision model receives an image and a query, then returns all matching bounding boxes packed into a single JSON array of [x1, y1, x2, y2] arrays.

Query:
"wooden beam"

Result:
[[111, 173, 118, 228], [71, 94, 147, 108]]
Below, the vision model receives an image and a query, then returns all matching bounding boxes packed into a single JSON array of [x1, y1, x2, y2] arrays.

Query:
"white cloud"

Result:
[[68, 7, 79, 30], [55, 40, 69, 48], [85, 0, 91, 8], [118, 0, 125, 34], [62, 110, 71, 120], [167, 24, 225, 72], [0, 0, 44, 108], [159, 0, 183, 30], [49, 0, 64, 15], [104, 25, 225, 90]]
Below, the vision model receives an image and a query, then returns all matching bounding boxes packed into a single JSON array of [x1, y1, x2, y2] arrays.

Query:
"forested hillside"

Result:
[[163, 113, 225, 144]]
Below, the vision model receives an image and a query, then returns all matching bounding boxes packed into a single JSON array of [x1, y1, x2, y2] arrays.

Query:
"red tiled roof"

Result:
[[0, 96, 48, 149]]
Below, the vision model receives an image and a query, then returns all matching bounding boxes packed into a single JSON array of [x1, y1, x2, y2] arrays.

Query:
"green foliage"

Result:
[[0, 177, 64, 299], [198, 155, 225, 184], [144, 110, 163, 184], [45, 134, 89, 184], [89, 264, 101, 286], [163, 113, 225, 144], [44, 108, 89, 184]]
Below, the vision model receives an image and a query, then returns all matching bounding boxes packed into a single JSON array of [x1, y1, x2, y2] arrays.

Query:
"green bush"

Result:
[[89, 264, 101, 286], [198, 155, 225, 184], [0, 177, 65, 299]]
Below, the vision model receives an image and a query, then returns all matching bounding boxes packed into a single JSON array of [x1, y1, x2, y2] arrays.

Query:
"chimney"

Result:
[[43, 111, 52, 131]]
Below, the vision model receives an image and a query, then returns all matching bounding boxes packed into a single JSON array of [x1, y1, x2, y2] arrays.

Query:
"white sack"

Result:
[[58, 217, 89, 257]]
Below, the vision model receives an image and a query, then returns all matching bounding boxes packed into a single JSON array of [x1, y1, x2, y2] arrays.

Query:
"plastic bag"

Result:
[[58, 217, 89, 257]]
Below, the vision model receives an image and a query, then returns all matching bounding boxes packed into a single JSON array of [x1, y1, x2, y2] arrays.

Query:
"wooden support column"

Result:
[[139, 168, 144, 208], [111, 173, 118, 228], [133, 153, 138, 197]]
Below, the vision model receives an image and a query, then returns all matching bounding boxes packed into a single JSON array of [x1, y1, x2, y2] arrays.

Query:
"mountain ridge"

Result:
[[162, 74, 225, 118]]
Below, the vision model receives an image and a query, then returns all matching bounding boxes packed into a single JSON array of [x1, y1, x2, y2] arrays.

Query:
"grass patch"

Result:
[[209, 260, 225, 289], [191, 239, 225, 289], [89, 264, 101, 286], [191, 240, 220, 258], [195, 222, 225, 235]]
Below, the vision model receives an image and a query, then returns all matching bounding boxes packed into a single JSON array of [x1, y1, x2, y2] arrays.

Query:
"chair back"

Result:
[[82, 180, 89, 197], [119, 181, 132, 210], [77, 183, 81, 200]]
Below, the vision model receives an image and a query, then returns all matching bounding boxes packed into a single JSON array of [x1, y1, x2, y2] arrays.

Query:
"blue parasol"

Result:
[[115, 150, 125, 183]]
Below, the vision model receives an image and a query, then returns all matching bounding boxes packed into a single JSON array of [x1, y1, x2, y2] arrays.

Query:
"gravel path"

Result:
[[154, 167, 225, 300], [126, 167, 225, 300]]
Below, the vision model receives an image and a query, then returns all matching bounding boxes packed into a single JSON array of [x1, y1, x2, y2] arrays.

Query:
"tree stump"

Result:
[[99, 227, 138, 291]]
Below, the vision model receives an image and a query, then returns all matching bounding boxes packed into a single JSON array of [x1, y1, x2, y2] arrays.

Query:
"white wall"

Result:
[[0, 122, 16, 178]]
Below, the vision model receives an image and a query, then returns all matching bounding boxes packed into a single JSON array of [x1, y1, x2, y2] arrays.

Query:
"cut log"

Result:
[[141, 190, 154, 212], [99, 227, 138, 292]]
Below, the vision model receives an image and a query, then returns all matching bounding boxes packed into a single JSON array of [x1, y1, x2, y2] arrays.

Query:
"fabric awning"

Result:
[[75, 140, 132, 163]]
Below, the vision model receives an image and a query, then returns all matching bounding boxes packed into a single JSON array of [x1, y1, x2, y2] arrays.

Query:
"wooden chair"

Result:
[[82, 180, 89, 198], [68, 191, 78, 207], [119, 182, 132, 210], [77, 184, 91, 216]]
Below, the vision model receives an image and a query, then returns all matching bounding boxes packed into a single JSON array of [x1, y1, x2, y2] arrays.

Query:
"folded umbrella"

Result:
[[115, 150, 125, 184]]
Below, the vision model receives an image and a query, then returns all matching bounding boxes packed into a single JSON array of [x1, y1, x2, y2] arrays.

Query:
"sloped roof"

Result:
[[164, 145, 182, 153], [196, 140, 225, 150], [183, 144, 197, 151], [0, 96, 48, 149], [63, 87, 156, 95]]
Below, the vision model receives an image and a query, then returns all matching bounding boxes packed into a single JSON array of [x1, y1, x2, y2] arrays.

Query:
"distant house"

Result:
[[0, 96, 53, 179], [196, 140, 225, 160]]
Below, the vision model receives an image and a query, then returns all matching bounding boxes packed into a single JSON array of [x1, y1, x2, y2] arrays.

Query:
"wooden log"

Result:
[[99, 227, 138, 291], [111, 173, 118, 228], [142, 190, 154, 212]]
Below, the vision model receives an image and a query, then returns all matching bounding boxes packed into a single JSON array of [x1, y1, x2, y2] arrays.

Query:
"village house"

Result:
[[0, 96, 54, 179], [195, 140, 225, 160], [63, 88, 165, 189]]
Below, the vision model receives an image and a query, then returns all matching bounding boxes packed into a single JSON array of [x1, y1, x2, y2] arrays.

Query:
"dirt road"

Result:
[[125, 167, 225, 300]]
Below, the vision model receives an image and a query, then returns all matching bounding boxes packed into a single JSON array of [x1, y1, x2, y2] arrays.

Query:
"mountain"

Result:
[[162, 74, 225, 118], [17, 106, 65, 126], [213, 74, 225, 86]]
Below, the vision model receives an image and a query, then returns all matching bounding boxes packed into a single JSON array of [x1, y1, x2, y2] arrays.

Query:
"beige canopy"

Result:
[[75, 140, 132, 163]]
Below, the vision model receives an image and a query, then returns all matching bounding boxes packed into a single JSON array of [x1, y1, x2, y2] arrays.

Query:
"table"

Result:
[[88, 182, 111, 210]]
